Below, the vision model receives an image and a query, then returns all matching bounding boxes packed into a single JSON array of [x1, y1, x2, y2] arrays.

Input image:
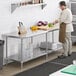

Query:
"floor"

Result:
[[0, 46, 76, 76]]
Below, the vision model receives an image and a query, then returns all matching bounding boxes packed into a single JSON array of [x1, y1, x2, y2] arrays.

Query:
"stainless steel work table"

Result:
[[4, 26, 62, 69]]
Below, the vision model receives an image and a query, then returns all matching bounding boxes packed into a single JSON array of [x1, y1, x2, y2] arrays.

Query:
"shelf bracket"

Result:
[[41, 3, 47, 9], [11, 4, 20, 13]]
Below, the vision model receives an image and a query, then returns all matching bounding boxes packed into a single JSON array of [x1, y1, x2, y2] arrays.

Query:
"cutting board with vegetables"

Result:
[[30, 21, 54, 31], [37, 22, 54, 30], [38, 23, 54, 30]]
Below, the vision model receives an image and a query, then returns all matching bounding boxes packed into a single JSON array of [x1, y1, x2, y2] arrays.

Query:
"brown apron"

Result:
[[59, 23, 66, 43]]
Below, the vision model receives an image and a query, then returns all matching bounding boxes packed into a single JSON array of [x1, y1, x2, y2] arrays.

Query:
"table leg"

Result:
[[6, 36, 8, 65], [52, 31, 54, 43], [31, 37, 33, 44], [45, 33, 48, 61], [21, 38, 23, 69], [31, 37, 33, 51], [30, 37, 33, 57], [21, 62, 23, 69]]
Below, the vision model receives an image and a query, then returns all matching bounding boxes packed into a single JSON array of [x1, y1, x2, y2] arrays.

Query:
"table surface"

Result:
[[4, 25, 59, 38], [49, 65, 76, 76]]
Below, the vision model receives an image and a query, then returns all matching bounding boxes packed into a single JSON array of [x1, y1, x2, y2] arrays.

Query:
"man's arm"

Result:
[[52, 18, 60, 25], [52, 14, 61, 25]]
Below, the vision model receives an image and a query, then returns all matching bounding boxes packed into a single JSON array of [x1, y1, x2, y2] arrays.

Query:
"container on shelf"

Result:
[[40, 42, 58, 50], [22, 0, 31, 3], [32, 0, 40, 4], [40, 0, 43, 3]]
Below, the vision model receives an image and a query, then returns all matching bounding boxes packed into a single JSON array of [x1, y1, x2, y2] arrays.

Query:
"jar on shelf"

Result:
[[40, 0, 43, 3], [22, 0, 31, 3]]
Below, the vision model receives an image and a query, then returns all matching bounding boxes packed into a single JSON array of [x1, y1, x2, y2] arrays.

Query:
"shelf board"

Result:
[[8, 44, 62, 63], [11, 3, 47, 13], [8, 48, 47, 62]]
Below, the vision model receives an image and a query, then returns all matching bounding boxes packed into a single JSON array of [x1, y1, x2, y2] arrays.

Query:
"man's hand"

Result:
[[52, 20, 59, 25]]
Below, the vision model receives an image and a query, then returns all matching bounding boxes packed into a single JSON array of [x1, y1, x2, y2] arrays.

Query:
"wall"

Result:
[[0, 0, 69, 63], [0, 0, 69, 37]]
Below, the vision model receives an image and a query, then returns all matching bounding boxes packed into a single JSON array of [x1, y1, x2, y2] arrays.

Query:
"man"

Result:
[[53, 1, 74, 58]]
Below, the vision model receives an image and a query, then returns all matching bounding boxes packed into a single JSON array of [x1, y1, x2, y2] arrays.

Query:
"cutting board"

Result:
[[38, 26, 52, 30]]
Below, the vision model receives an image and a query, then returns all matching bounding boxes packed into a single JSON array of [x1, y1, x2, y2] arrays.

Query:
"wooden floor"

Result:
[[0, 46, 76, 76]]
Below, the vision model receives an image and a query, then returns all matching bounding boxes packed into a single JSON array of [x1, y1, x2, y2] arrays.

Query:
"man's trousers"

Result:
[[62, 32, 72, 56]]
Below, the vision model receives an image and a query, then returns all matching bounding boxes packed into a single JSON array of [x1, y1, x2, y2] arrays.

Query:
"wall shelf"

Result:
[[11, 3, 47, 13]]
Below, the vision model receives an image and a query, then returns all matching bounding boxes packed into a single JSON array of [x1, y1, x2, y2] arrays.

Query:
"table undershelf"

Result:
[[8, 44, 62, 62]]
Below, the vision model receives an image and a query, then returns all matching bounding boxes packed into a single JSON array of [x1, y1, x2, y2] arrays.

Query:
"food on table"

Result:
[[37, 21, 48, 26], [30, 25, 38, 31], [37, 21, 44, 26], [37, 21, 43, 26], [43, 21, 48, 26], [30, 21, 54, 31], [48, 23, 54, 27]]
